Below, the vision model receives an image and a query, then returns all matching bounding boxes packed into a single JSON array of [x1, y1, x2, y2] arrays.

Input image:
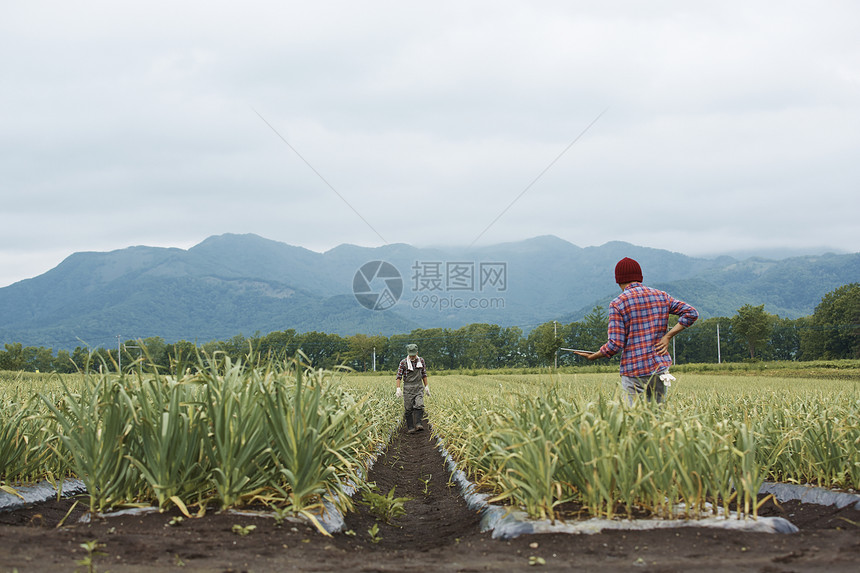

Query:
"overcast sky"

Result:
[[2, 1, 858, 287]]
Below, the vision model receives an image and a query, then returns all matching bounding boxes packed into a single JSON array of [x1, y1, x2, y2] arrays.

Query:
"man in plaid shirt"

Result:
[[575, 257, 698, 404]]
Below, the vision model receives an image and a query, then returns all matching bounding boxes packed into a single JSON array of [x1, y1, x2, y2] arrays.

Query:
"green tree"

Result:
[[345, 334, 388, 371], [442, 328, 469, 370], [296, 331, 348, 368], [23, 346, 55, 372], [459, 323, 523, 369], [801, 283, 860, 359], [558, 322, 581, 366], [732, 304, 775, 360], [495, 325, 524, 367], [216, 333, 253, 361], [53, 349, 76, 373], [258, 329, 298, 360], [0, 343, 25, 371], [459, 323, 503, 369], [580, 306, 609, 352], [768, 317, 802, 361], [528, 322, 563, 367], [672, 316, 721, 363]]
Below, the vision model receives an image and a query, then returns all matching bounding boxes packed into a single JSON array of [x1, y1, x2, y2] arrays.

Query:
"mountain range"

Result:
[[0, 233, 856, 351]]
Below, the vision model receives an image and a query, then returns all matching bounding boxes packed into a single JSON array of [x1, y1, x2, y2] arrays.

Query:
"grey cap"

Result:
[[406, 343, 418, 355]]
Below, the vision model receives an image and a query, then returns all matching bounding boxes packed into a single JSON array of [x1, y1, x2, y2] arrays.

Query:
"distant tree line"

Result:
[[1, 284, 857, 373]]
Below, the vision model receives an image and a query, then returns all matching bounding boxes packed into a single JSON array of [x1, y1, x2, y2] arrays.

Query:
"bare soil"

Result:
[[1, 416, 859, 572]]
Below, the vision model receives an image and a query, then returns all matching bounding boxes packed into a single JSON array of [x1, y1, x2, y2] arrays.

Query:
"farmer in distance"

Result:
[[575, 257, 698, 404], [395, 343, 430, 434]]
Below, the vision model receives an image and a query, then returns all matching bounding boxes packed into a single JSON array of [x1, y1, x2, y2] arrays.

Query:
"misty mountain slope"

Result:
[[0, 233, 855, 350]]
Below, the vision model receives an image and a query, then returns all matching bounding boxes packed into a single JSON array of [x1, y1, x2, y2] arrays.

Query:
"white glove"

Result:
[[658, 372, 676, 387], [395, 387, 402, 398], [424, 385, 431, 397]]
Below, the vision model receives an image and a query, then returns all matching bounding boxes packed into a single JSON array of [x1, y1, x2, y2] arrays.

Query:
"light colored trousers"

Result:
[[621, 371, 668, 405]]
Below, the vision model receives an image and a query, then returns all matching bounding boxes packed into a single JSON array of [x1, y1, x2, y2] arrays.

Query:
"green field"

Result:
[[1, 362, 858, 525]]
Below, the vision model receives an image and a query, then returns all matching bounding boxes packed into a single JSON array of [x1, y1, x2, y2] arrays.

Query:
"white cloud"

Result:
[[1, 0, 858, 287]]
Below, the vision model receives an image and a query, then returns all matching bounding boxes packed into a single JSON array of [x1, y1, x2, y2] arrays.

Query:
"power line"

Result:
[[469, 108, 608, 247], [252, 108, 388, 244]]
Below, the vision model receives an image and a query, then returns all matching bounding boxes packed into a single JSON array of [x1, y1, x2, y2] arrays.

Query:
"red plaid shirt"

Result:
[[599, 283, 698, 377]]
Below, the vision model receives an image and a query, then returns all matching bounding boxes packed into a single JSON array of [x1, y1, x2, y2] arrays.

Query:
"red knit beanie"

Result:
[[615, 257, 643, 284]]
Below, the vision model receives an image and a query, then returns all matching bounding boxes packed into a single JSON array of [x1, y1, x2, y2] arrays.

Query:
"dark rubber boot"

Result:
[[414, 409, 424, 432], [405, 409, 416, 433]]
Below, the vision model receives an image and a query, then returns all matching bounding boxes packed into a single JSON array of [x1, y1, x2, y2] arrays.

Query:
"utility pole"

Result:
[[717, 322, 722, 364], [554, 321, 558, 369], [372, 347, 376, 372], [117, 334, 121, 374]]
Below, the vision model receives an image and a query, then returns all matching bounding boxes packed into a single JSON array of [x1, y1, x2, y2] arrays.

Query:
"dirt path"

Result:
[[336, 414, 484, 551], [0, 414, 859, 571]]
